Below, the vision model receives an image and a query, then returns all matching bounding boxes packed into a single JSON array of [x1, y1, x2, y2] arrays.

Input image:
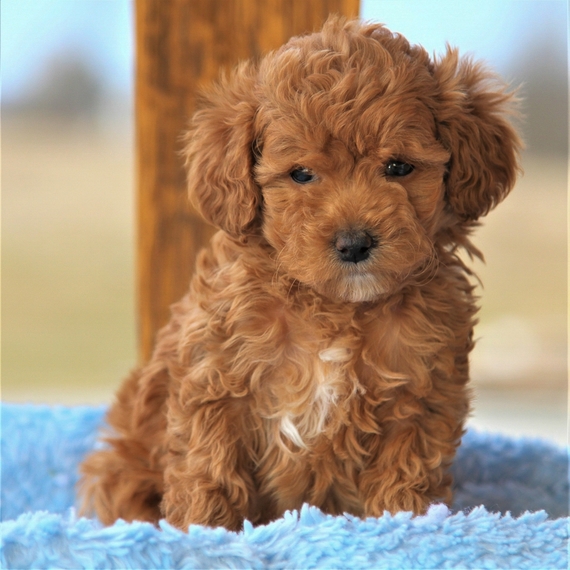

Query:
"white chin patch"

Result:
[[339, 274, 384, 303]]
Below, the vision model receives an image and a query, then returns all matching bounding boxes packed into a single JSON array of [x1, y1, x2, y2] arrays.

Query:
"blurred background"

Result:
[[2, 1, 567, 445]]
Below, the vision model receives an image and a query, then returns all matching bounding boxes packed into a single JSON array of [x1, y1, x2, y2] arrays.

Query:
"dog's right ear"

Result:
[[184, 61, 261, 238]]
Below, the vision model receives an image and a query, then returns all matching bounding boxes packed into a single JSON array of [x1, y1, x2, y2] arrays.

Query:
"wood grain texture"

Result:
[[136, 0, 360, 362]]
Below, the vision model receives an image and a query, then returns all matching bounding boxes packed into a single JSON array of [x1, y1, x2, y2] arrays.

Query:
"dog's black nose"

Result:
[[334, 231, 375, 263]]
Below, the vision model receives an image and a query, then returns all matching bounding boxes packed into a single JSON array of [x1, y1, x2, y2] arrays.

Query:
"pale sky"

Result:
[[362, 0, 567, 72]]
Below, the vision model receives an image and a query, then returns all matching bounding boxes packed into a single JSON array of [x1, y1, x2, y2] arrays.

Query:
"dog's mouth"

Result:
[[315, 254, 387, 303], [334, 273, 386, 303]]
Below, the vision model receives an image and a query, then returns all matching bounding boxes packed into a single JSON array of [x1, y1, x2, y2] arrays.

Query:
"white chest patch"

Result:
[[278, 344, 352, 448], [279, 415, 306, 449]]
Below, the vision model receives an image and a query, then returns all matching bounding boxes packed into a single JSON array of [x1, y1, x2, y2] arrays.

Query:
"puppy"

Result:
[[80, 16, 521, 531]]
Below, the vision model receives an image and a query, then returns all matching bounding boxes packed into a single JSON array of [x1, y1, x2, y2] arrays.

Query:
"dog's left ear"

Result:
[[432, 48, 522, 221], [184, 61, 261, 238]]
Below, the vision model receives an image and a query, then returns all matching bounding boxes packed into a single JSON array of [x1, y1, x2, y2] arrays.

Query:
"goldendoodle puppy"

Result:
[[80, 16, 521, 531]]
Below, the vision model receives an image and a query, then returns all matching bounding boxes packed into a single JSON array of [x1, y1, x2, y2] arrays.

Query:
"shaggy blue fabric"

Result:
[[1, 403, 568, 569]]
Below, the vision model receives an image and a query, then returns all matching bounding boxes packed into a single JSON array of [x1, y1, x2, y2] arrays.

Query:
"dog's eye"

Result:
[[290, 168, 317, 184], [385, 161, 414, 177]]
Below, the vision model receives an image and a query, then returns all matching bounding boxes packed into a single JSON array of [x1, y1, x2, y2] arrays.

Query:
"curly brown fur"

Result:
[[79, 16, 521, 531]]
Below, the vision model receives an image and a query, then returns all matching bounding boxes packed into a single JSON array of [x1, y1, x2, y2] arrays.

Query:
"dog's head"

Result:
[[185, 17, 521, 302]]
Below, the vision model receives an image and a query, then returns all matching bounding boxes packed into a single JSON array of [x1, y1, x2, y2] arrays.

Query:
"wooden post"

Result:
[[136, 0, 360, 362]]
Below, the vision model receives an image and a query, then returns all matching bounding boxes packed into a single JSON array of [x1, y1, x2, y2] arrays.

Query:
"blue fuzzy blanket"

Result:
[[1, 403, 568, 569]]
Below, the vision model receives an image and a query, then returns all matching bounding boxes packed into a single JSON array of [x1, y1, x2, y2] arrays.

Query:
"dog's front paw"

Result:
[[162, 482, 246, 531], [364, 487, 432, 517]]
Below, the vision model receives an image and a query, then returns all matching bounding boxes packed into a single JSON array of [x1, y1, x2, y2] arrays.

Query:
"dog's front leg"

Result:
[[161, 399, 256, 531], [358, 418, 458, 516]]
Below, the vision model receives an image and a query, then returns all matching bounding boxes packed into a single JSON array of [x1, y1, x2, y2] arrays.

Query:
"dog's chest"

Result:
[[257, 300, 432, 450], [254, 303, 367, 449], [275, 342, 356, 448]]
